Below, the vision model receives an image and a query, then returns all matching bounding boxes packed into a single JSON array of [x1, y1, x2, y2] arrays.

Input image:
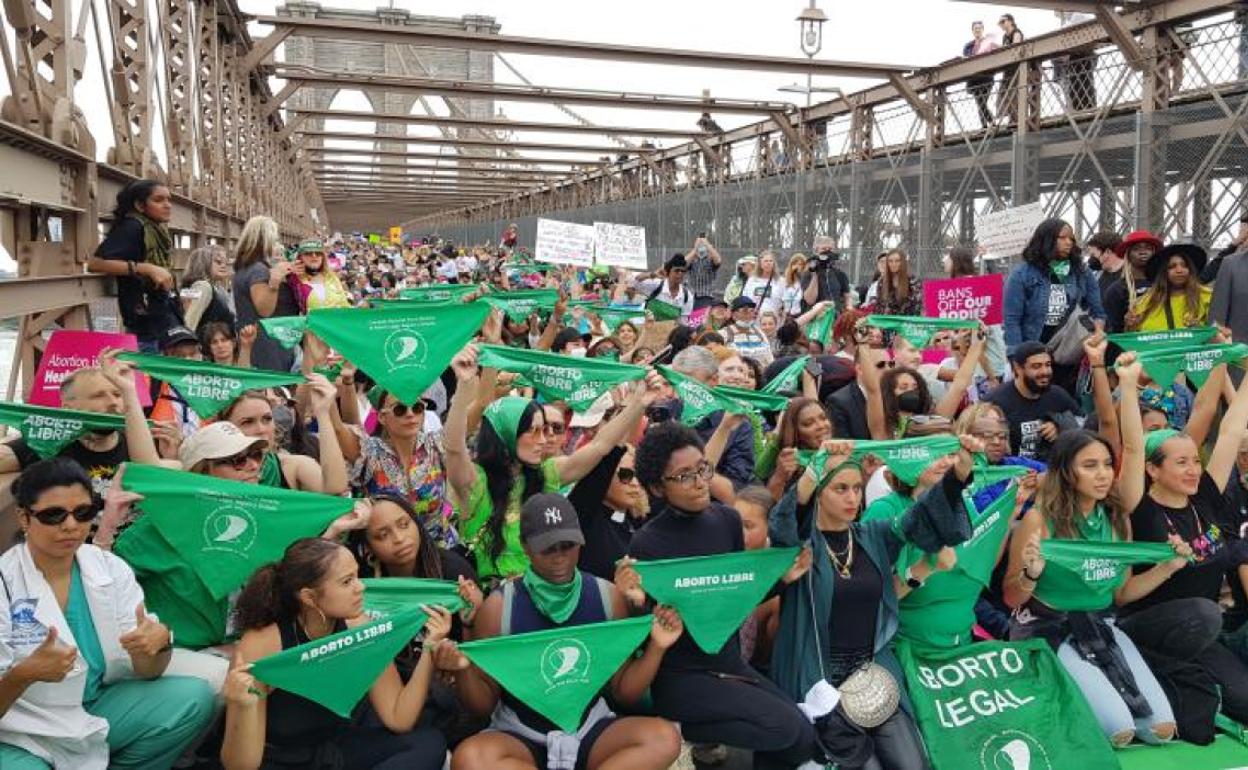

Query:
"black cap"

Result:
[[161, 325, 197, 349], [520, 493, 584, 552], [1009, 341, 1051, 366], [731, 295, 757, 311]]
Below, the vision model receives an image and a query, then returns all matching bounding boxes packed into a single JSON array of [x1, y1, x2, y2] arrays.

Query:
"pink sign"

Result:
[[29, 330, 151, 407], [920, 349, 949, 365], [923, 274, 1004, 326], [687, 307, 709, 328]]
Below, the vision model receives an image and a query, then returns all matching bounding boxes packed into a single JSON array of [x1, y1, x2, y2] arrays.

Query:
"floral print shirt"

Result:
[[350, 432, 459, 548]]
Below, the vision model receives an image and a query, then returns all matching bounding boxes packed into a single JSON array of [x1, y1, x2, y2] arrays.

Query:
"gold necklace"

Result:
[[825, 529, 854, 579]]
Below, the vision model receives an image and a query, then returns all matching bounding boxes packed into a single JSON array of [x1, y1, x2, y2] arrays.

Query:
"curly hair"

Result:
[[1021, 218, 1082, 275], [777, 398, 829, 450], [635, 421, 705, 490], [233, 538, 344, 631]]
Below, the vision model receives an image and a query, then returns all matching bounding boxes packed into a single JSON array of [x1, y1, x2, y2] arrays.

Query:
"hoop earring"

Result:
[[313, 604, 328, 631]]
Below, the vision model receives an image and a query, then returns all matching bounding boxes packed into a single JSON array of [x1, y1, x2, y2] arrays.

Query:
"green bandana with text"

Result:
[[1124, 342, 1248, 388], [476, 344, 645, 412], [0, 401, 126, 458], [116, 352, 305, 417], [867, 315, 977, 348], [713, 384, 789, 413], [1037, 539, 1181, 612], [1106, 326, 1217, 353], [258, 316, 308, 350], [479, 289, 559, 323], [657, 365, 749, 425], [397, 284, 480, 304]]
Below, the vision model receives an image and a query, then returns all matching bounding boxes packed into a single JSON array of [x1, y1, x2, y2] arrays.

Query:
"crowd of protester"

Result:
[[2, 175, 1248, 770]]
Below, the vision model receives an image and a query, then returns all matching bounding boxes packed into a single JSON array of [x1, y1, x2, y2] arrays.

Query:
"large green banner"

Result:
[[458, 616, 652, 732], [897, 638, 1120, 770], [632, 547, 797, 653]]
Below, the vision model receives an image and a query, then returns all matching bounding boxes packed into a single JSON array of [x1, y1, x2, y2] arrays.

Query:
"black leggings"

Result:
[[262, 724, 446, 770], [650, 668, 815, 769]]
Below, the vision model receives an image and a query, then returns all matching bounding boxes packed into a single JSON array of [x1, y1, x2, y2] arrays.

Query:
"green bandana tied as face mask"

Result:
[[0, 401, 126, 458], [806, 309, 837, 348], [307, 302, 489, 406], [805, 436, 961, 487], [897, 638, 1121, 770], [482, 396, 532, 456], [397, 284, 480, 303], [866, 315, 978, 349], [646, 298, 683, 322], [458, 616, 652, 732], [522, 567, 584, 624], [762, 356, 811, 395], [713, 384, 788, 413], [1122, 342, 1248, 388], [116, 352, 305, 418], [361, 578, 465, 618], [631, 547, 799, 653], [479, 289, 560, 323], [1037, 536, 1181, 612], [251, 608, 430, 718], [1106, 326, 1217, 353], [259, 316, 308, 350], [476, 344, 645, 412], [656, 365, 750, 425]]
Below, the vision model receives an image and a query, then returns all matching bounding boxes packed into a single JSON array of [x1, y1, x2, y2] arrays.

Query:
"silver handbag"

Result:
[[839, 662, 901, 729]]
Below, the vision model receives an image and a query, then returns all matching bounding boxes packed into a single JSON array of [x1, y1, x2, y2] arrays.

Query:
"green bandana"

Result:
[[656, 365, 749, 425], [1124, 341, 1248, 388], [1037, 538, 1180, 612], [522, 567, 584, 624], [1144, 428, 1181, 460], [897, 638, 1121, 770], [258, 316, 308, 350], [574, 304, 645, 332], [258, 451, 284, 488], [0, 401, 126, 458], [251, 609, 429, 718], [1050, 260, 1072, 280], [714, 384, 788, 413], [502, 262, 555, 274], [361, 578, 465, 617], [483, 396, 532, 455], [632, 547, 799, 653], [133, 213, 172, 270], [1106, 326, 1217, 353], [761, 356, 810, 395], [313, 361, 345, 381], [967, 463, 1031, 495], [866, 315, 978, 349], [806, 309, 837, 348], [307, 302, 489, 406], [645, 298, 683, 322], [297, 239, 324, 254], [458, 616, 652, 732], [116, 352, 305, 418], [820, 435, 962, 486], [479, 289, 559, 323], [396, 284, 480, 304], [118, 464, 352, 599], [476, 344, 645, 412]]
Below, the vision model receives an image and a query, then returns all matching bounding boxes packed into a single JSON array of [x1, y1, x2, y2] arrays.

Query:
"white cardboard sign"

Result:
[[974, 202, 1047, 259], [535, 218, 596, 267], [593, 221, 648, 270]]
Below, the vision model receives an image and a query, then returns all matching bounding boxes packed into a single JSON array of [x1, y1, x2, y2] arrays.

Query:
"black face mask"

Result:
[[88, 429, 117, 438], [896, 390, 926, 414], [304, 263, 323, 275]]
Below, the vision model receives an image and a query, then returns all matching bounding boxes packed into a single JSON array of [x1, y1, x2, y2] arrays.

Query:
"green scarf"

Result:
[[361, 578, 465, 617], [479, 289, 559, 323], [646, 298, 683, 322], [656, 365, 750, 425], [806, 309, 836, 348], [853, 436, 962, 486], [475, 344, 646, 412], [714, 384, 788, 413], [865, 315, 977, 348], [1050, 260, 1071, 280], [259, 316, 308, 350], [116, 352, 305, 418], [1106, 326, 1217, 353], [522, 567, 583, 624], [259, 451, 284, 488], [483, 396, 531, 455], [1124, 342, 1248, 388], [1144, 428, 1181, 460], [0, 401, 126, 458], [133, 213, 172, 270], [761, 356, 810, 394]]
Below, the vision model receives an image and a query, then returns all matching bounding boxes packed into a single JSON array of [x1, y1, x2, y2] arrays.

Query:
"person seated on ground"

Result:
[[759, 398, 833, 500], [1005, 421, 1182, 746], [0, 350, 172, 495], [625, 422, 817, 769], [567, 444, 649, 581], [661, 345, 756, 489], [733, 486, 782, 673], [0, 457, 215, 770], [221, 538, 449, 770], [986, 342, 1082, 463], [432, 494, 684, 770], [443, 346, 655, 586]]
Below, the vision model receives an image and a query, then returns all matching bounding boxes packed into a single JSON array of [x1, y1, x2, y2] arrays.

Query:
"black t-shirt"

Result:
[[803, 261, 851, 312], [822, 528, 881, 654], [1123, 472, 1242, 616], [95, 218, 180, 339], [9, 435, 129, 498], [986, 382, 1080, 462], [568, 447, 640, 581], [1103, 275, 1152, 334]]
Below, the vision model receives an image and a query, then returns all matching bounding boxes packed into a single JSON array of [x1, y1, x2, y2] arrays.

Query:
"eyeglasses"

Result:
[[616, 467, 638, 484], [875, 360, 897, 370], [212, 444, 265, 471], [663, 461, 714, 487], [972, 430, 1010, 442], [27, 503, 98, 526], [544, 422, 566, 435], [385, 402, 426, 418]]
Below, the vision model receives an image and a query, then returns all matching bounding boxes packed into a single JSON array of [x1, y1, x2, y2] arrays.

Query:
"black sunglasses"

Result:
[[616, 467, 637, 484], [212, 444, 265, 471], [386, 401, 427, 418], [27, 503, 98, 526]]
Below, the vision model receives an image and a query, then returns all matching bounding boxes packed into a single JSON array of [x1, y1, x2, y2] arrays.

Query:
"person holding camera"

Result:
[[802, 236, 854, 314], [684, 233, 722, 310]]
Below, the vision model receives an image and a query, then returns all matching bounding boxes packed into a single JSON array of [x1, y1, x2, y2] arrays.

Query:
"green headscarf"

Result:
[[1144, 428, 1182, 462], [483, 396, 532, 456]]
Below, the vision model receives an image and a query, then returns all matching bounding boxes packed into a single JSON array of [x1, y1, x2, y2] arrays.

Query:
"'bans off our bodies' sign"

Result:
[[923, 274, 1003, 326]]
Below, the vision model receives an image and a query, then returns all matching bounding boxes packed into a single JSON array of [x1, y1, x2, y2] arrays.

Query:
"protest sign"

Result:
[[924, 274, 1004, 325], [974, 202, 1046, 258], [29, 330, 150, 407], [535, 218, 596, 267], [593, 222, 647, 269]]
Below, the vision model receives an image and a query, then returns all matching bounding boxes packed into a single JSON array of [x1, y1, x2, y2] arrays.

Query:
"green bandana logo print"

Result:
[[259, 316, 307, 350], [541, 637, 592, 687], [383, 328, 429, 370], [201, 504, 258, 555]]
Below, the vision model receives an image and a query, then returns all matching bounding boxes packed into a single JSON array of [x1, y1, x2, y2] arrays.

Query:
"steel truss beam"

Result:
[[306, 146, 596, 168], [286, 108, 699, 139], [253, 15, 917, 78], [312, 177, 531, 192], [309, 161, 566, 179], [297, 129, 648, 155]]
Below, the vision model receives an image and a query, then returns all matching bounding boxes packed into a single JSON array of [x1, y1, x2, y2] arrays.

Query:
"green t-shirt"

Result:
[[460, 458, 561, 581], [65, 563, 106, 702]]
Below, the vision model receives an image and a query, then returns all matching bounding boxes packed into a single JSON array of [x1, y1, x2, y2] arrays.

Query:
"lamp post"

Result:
[[795, 0, 828, 107]]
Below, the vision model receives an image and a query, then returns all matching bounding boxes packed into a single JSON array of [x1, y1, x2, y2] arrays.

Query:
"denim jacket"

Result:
[[1003, 262, 1106, 352]]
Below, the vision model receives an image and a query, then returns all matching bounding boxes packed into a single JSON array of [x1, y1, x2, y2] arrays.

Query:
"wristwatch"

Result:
[[903, 566, 924, 590]]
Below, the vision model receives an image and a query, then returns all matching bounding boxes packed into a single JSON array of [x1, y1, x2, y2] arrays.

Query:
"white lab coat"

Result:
[[0, 543, 147, 769]]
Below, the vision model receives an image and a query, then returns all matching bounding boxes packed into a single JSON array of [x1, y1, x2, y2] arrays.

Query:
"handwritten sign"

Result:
[[593, 222, 648, 270], [29, 330, 151, 407], [974, 202, 1046, 259], [535, 218, 596, 267], [924, 274, 1004, 326]]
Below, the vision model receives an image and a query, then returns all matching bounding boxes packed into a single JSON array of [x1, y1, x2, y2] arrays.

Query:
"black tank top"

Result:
[[263, 618, 358, 762]]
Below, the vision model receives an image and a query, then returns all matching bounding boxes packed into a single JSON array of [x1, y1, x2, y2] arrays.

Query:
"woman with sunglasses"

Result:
[[338, 385, 459, 549], [566, 445, 649, 581], [0, 457, 216, 770], [444, 346, 658, 585], [289, 240, 352, 312]]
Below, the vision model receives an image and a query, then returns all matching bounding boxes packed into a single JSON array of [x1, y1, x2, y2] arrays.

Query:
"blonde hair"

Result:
[[784, 253, 808, 284], [233, 215, 281, 271]]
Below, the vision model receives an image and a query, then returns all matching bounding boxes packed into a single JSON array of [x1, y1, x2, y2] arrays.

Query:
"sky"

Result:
[[0, 0, 1071, 265]]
